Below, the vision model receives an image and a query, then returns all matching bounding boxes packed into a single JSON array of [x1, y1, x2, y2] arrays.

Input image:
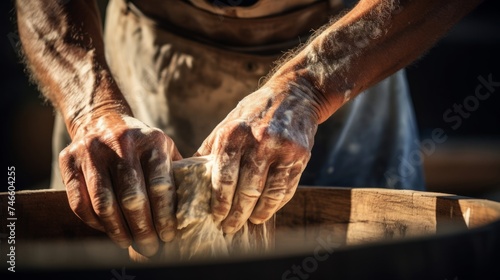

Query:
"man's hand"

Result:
[[59, 113, 182, 257], [15, 0, 186, 257], [196, 80, 320, 234]]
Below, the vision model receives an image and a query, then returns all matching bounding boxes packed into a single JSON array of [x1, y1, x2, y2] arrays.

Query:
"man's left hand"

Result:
[[196, 79, 320, 234]]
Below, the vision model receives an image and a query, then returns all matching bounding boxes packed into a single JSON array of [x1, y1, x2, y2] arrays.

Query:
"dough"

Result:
[[130, 156, 273, 262]]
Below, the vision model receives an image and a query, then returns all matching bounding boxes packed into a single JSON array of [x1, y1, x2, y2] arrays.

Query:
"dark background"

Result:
[[1, 0, 499, 199]]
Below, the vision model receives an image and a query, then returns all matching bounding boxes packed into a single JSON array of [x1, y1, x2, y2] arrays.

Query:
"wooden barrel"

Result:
[[1, 187, 499, 279]]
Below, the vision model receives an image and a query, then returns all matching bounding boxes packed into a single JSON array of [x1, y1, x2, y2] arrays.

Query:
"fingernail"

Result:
[[118, 240, 131, 249], [139, 239, 159, 257], [142, 244, 158, 257], [224, 227, 235, 234], [249, 217, 264, 224], [161, 229, 175, 242], [223, 224, 238, 234]]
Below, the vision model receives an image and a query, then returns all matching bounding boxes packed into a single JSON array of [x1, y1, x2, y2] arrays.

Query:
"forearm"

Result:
[[270, 0, 482, 123], [16, 0, 131, 137]]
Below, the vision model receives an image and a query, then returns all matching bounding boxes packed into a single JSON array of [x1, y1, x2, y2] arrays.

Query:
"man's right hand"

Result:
[[15, 0, 184, 258], [58, 113, 182, 257]]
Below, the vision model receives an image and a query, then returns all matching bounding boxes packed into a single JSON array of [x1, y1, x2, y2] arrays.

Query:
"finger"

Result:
[[209, 124, 251, 223], [221, 151, 269, 234], [142, 147, 177, 243], [113, 161, 160, 257], [276, 161, 305, 212], [59, 149, 104, 232], [249, 162, 294, 224], [211, 141, 242, 223], [83, 158, 133, 250]]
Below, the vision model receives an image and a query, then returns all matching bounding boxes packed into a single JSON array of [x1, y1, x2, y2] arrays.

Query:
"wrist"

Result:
[[262, 74, 324, 125], [64, 74, 133, 138], [265, 55, 341, 124]]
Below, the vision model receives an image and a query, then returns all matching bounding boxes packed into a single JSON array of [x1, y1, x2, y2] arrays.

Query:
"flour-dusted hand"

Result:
[[196, 79, 321, 234], [59, 113, 182, 256]]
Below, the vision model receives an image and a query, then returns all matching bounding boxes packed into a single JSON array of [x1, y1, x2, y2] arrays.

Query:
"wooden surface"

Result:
[[1, 189, 105, 240], [2, 187, 500, 252], [1, 187, 500, 279], [276, 187, 500, 250]]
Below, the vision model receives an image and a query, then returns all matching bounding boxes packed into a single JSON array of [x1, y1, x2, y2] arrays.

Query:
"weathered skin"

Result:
[[15, 0, 482, 256], [195, 82, 319, 233], [59, 113, 182, 255]]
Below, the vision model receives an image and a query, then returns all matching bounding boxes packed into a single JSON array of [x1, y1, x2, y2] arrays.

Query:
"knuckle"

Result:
[[154, 199, 175, 217], [269, 166, 291, 179], [67, 192, 87, 214], [262, 188, 286, 201], [214, 172, 237, 187], [229, 209, 244, 221], [77, 132, 109, 152], [106, 222, 128, 240], [143, 128, 166, 145], [144, 149, 166, 168], [93, 197, 115, 217], [148, 127, 165, 139], [115, 129, 137, 146], [131, 222, 152, 237], [239, 187, 262, 200], [275, 134, 304, 149], [58, 147, 72, 161], [59, 144, 82, 166], [155, 213, 175, 228], [213, 161, 239, 188], [212, 191, 231, 208], [106, 128, 144, 152], [243, 155, 267, 172], [120, 192, 148, 211], [211, 197, 231, 218], [149, 179, 174, 196], [219, 121, 250, 140], [261, 124, 314, 152], [91, 186, 116, 217], [116, 164, 141, 185]]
